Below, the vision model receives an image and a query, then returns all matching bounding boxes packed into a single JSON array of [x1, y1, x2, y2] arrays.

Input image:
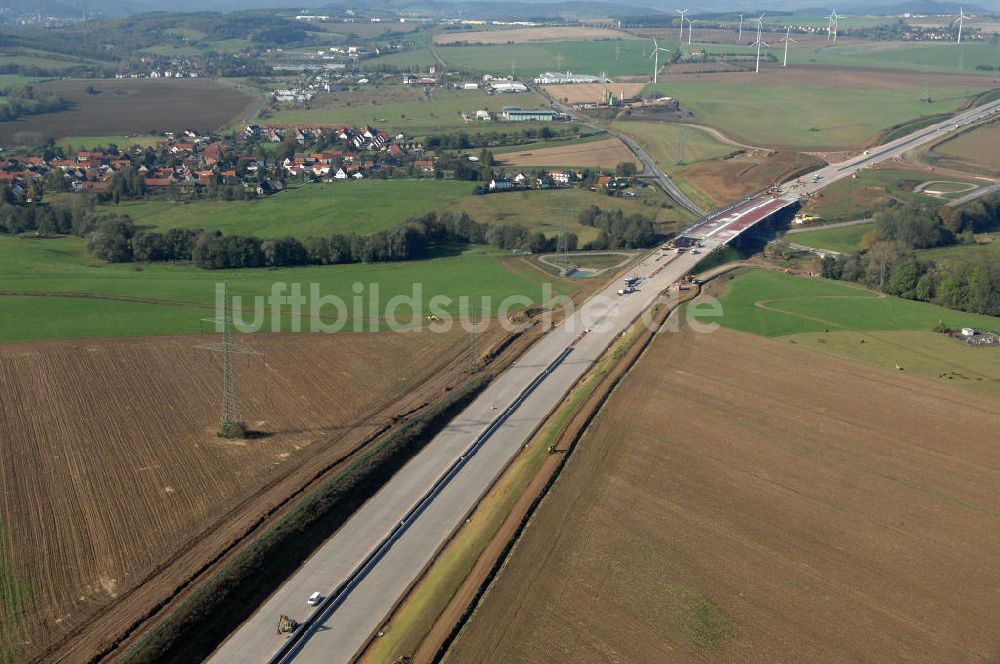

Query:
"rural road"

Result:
[[208, 87, 1000, 664], [527, 83, 708, 217], [615, 132, 707, 216], [946, 182, 1000, 207], [786, 218, 872, 234]]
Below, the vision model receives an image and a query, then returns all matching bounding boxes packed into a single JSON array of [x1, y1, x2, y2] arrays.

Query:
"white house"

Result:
[[489, 178, 513, 191]]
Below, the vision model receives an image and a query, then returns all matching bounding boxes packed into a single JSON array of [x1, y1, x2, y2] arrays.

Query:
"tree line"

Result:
[[81, 205, 659, 269], [819, 194, 1000, 317]]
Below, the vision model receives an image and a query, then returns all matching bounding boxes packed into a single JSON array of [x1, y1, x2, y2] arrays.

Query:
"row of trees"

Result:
[[819, 195, 1000, 316], [82, 207, 661, 270]]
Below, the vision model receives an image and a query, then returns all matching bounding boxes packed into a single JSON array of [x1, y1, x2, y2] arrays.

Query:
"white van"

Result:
[[307, 591, 322, 606]]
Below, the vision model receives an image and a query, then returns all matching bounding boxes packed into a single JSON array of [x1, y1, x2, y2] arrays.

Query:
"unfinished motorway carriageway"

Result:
[[208, 95, 1000, 664]]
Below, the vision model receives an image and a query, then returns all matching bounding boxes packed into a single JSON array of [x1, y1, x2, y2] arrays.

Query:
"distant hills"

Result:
[[10, 0, 998, 21]]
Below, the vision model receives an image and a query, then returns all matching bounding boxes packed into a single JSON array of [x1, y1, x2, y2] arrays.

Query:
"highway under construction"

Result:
[[209, 92, 1000, 664]]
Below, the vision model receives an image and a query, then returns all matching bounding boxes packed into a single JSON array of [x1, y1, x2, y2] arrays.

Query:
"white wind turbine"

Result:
[[649, 37, 670, 84], [752, 13, 769, 74], [956, 7, 967, 44], [687, 17, 696, 45], [780, 26, 796, 67], [828, 10, 844, 44], [738, 13, 744, 44], [676, 9, 689, 42]]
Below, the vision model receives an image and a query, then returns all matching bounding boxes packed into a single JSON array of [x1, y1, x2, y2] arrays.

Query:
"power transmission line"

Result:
[[194, 282, 266, 438]]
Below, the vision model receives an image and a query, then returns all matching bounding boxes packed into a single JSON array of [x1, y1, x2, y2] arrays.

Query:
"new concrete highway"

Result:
[[784, 97, 1000, 199], [209, 246, 710, 664], [209, 96, 1000, 664]]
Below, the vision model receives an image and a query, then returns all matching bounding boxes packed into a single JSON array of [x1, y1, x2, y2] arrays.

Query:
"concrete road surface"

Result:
[[208, 242, 729, 664]]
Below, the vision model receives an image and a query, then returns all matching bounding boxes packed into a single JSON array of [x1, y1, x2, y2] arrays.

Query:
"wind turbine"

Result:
[[828, 10, 844, 44], [780, 26, 796, 67], [687, 17, 695, 45], [752, 13, 768, 74], [738, 13, 744, 44], [956, 7, 967, 44], [649, 37, 669, 84], [676, 9, 689, 42]]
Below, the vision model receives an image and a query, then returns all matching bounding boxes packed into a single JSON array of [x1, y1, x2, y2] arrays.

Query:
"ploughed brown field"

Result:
[[0, 330, 467, 663], [496, 137, 637, 169], [446, 324, 1000, 663], [541, 82, 646, 104], [0, 78, 257, 143], [682, 149, 825, 202]]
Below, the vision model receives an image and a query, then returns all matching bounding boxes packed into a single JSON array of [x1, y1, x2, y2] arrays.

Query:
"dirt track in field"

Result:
[[0, 330, 479, 664], [433, 26, 627, 45], [445, 324, 1000, 664], [496, 137, 637, 169]]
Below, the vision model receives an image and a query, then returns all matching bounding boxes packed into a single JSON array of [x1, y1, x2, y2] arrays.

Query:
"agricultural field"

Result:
[[542, 82, 646, 104], [926, 120, 1000, 174], [0, 328, 471, 664], [435, 39, 662, 78], [59, 134, 162, 151], [611, 121, 732, 169], [265, 87, 546, 136], [494, 137, 636, 169], [359, 48, 438, 71], [0, 234, 577, 343], [646, 69, 997, 149], [696, 269, 1000, 392], [446, 320, 1000, 662], [788, 221, 875, 254], [449, 186, 687, 244], [799, 167, 979, 221], [107, 180, 475, 238], [434, 26, 628, 45], [786, 40, 1000, 75], [0, 79, 257, 144]]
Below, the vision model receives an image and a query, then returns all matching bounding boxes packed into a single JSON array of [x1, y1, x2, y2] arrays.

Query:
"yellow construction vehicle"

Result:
[[277, 614, 299, 635]]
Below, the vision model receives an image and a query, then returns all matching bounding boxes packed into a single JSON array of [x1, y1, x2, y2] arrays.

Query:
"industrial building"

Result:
[[502, 107, 558, 122], [533, 71, 612, 84]]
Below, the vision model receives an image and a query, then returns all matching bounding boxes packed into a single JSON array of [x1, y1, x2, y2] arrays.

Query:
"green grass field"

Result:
[[645, 79, 994, 148], [266, 90, 547, 136], [0, 235, 576, 343], [611, 121, 732, 169], [789, 222, 874, 254], [59, 135, 162, 151], [104, 181, 672, 242], [360, 48, 438, 70], [788, 41, 1000, 75], [108, 180, 474, 238], [800, 168, 971, 221], [436, 39, 662, 78], [695, 269, 1000, 393], [917, 232, 1000, 265], [701, 269, 999, 336]]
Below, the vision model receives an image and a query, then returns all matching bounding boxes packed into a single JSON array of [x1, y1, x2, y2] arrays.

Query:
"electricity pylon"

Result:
[[195, 283, 264, 438]]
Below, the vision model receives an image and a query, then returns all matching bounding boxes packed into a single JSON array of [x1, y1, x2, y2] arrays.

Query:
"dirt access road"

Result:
[[445, 323, 1000, 663]]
